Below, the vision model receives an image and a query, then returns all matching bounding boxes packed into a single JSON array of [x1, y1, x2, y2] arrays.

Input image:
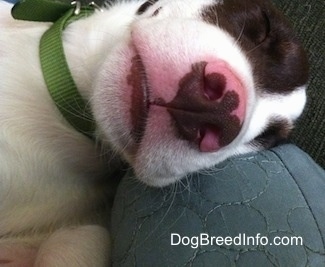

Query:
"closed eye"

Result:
[[258, 11, 271, 44], [244, 10, 271, 46], [137, 0, 159, 15]]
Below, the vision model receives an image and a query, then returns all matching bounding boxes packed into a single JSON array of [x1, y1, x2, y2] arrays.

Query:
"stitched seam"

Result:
[[270, 148, 325, 251]]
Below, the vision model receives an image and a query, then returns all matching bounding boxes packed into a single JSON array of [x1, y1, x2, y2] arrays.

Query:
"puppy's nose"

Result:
[[165, 61, 246, 152]]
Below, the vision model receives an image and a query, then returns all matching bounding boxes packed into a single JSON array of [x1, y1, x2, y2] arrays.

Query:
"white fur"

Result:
[[0, 0, 306, 265]]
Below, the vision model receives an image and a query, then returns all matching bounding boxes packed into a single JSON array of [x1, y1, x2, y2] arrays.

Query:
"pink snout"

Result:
[[163, 60, 246, 152]]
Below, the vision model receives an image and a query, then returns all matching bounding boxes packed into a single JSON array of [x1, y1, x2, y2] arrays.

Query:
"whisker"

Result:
[[234, 21, 246, 46]]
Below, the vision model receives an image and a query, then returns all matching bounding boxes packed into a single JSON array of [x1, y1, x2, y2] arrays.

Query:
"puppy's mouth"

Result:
[[127, 53, 150, 144]]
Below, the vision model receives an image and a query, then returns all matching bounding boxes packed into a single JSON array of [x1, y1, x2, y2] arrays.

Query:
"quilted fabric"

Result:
[[111, 145, 325, 266]]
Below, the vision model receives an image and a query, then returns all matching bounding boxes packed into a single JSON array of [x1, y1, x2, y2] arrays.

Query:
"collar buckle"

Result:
[[71, 1, 103, 15], [89, 1, 104, 12], [71, 1, 81, 15]]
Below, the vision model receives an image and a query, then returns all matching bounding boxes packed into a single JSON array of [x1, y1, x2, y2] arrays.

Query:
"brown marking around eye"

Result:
[[201, 0, 309, 95]]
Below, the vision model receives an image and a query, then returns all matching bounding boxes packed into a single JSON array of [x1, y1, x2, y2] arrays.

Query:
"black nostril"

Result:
[[203, 73, 226, 101]]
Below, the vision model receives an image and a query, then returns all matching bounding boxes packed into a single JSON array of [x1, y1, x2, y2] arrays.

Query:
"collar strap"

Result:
[[12, 0, 96, 139]]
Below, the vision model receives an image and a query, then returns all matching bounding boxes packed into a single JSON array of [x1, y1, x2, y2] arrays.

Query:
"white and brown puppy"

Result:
[[0, 0, 308, 265]]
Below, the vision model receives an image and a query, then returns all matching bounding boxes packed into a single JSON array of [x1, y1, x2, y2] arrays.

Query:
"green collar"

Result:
[[12, 0, 97, 139]]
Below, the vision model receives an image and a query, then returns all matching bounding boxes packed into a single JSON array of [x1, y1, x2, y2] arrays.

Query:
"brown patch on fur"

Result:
[[252, 119, 292, 148], [201, 0, 309, 94]]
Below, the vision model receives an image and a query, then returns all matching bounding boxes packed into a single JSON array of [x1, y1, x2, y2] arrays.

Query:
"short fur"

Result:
[[0, 0, 308, 265]]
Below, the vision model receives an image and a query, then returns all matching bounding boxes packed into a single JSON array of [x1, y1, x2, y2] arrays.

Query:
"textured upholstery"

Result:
[[111, 145, 325, 266]]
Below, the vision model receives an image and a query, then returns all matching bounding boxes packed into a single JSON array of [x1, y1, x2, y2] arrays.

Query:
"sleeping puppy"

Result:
[[0, 0, 308, 265]]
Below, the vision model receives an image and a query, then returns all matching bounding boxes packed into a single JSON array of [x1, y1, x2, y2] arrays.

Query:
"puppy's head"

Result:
[[93, 0, 308, 186]]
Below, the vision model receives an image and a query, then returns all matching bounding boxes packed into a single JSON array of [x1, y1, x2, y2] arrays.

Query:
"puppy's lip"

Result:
[[127, 49, 150, 144]]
